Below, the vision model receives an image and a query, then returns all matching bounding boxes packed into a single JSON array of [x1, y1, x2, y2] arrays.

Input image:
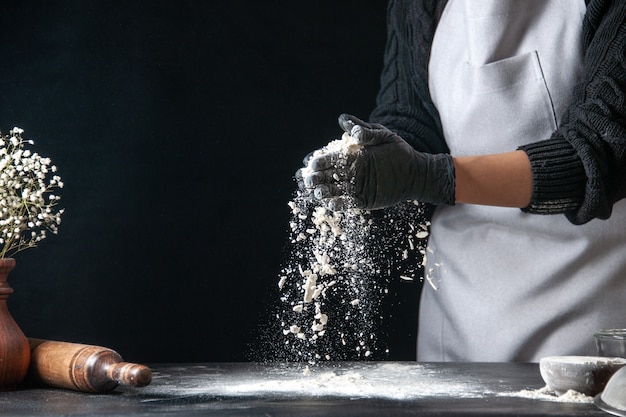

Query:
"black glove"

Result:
[[300, 113, 455, 211]]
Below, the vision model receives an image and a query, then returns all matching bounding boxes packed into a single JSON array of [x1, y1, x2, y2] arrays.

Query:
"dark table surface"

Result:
[[0, 362, 614, 416]]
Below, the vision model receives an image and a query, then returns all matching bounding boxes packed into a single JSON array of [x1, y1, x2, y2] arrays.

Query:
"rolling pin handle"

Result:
[[107, 362, 152, 388]]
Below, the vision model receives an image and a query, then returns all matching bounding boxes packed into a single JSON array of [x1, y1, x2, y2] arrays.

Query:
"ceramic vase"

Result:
[[0, 258, 30, 390]]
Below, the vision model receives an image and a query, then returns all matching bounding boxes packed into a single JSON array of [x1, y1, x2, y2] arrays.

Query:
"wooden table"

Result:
[[0, 362, 612, 416]]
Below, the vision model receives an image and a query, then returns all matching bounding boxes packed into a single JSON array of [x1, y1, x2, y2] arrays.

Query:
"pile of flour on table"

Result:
[[503, 386, 594, 403], [271, 132, 432, 364]]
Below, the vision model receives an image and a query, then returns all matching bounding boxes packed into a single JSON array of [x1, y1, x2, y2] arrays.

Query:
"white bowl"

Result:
[[539, 356, 626, 396]]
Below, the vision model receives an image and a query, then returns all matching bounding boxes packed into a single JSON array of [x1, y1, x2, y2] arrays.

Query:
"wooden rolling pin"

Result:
[[27, 338, 152, 393]]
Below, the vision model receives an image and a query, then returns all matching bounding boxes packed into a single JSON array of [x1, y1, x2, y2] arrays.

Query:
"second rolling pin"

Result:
[[28, 338, 152, 393]]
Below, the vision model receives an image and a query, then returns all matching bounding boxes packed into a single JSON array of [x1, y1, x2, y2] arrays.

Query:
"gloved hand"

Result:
[[299, 113, 456, 211]]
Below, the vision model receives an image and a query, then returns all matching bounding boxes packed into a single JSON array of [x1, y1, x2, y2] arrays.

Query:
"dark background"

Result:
[[0, 1, 423, 363]]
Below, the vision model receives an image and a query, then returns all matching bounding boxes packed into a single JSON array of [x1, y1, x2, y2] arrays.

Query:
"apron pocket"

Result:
[[447, 51, 558, 155]]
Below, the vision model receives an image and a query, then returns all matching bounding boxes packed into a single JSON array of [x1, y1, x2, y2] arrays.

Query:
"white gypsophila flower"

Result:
[[0, 128, 63, 258]]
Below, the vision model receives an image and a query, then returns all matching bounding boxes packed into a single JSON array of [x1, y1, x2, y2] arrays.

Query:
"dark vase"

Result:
[[0, 258, 30, 390]]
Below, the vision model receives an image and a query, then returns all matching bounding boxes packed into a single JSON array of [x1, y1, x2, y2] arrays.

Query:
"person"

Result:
[[298, 0, 626, 362]]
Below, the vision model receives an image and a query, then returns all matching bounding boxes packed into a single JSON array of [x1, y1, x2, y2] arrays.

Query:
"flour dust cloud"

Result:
[[258, 133, 433, 364]]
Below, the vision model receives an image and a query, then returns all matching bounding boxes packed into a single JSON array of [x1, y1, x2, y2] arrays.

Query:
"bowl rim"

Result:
[[594, 329, 626, 340], [595, 395, 626, 417], [539, 355, 626, 365]]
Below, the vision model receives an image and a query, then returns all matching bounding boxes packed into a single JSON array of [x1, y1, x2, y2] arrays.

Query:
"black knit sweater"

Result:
[[369, 0, 626, 225]]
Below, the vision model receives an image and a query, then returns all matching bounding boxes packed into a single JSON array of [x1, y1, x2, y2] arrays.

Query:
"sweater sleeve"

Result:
[[368, 0, 449, 154], [519, 0, 626, 225]]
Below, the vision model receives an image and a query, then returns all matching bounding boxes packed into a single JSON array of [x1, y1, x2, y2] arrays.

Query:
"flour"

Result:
[[265, 133, 432, 363], [153, 363, 499, 401], [143, 362, 604, 407], [502, 385, 594, 403]]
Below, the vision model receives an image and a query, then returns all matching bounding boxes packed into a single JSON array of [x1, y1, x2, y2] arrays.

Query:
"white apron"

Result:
[[419, 0, 626, 362]]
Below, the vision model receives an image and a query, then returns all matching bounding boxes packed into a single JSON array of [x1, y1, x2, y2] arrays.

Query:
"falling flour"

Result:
[[267, 132, 432, 364]]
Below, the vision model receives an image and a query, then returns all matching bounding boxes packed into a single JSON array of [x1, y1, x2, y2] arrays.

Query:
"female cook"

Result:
[[301, 0, 626, 361]]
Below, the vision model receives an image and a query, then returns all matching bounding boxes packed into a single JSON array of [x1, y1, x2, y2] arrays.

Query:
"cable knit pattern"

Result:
[[370, 0, 626, 225], [521, 0, 626, 224], [369, 0, 448, 154]]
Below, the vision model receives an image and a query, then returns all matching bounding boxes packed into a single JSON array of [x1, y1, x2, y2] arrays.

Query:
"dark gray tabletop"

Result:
[[0, 362, 610, 416]]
